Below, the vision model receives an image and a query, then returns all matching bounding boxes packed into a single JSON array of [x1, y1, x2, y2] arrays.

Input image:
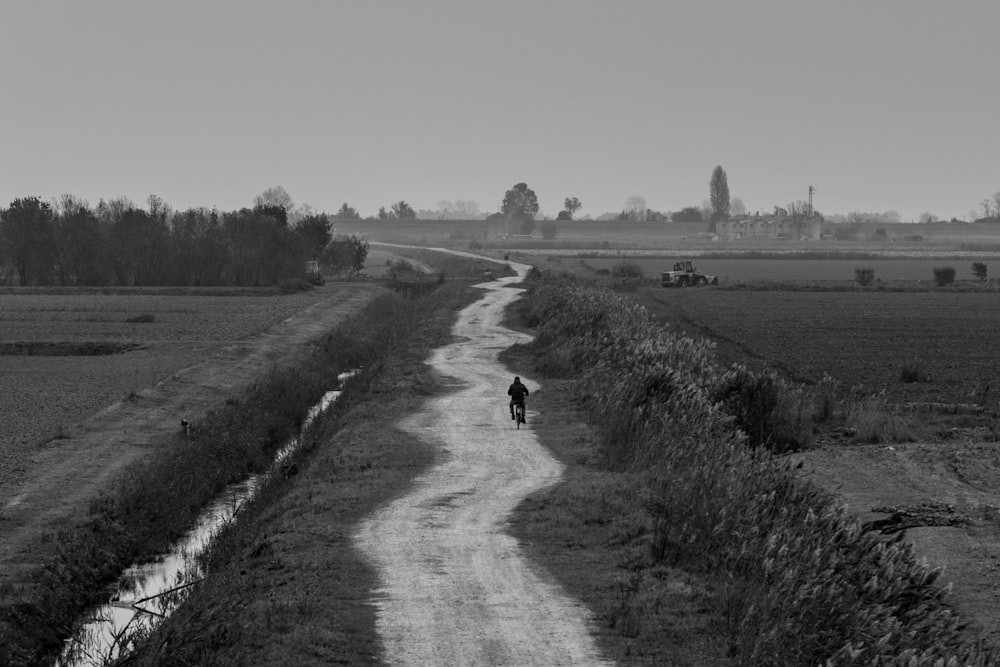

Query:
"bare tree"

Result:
[[430, 200, 481, 220], [254, 185, 294, 212], [623, 195, 646, 221], [982, 198, 993, 219], [787, 201, 813, 240], [730, 196, 746, 216], [563, 196, 582, 219], [992, 191, 1000, 219]]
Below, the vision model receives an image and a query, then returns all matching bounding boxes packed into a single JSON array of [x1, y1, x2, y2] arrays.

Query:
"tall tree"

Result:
[[501, 183, 539, 220], [335, 202, 360, 219], [391, 200, 416, 219], [562, 196, 582, 220], [709, 165, 730, 232], [501, 182, 539, 235], [53, 195, 107, 285], [295, 214, 332, 259], [622, 195, 647, 221], [787, 200, 814, 240], [0, 197, 57, 285]]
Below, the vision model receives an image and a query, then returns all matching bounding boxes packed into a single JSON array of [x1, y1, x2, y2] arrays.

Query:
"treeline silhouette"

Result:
[[0, 195, 364, 287]]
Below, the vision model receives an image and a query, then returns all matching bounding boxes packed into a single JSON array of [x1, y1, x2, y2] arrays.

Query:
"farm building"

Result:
[[717, 213, 822, 240]]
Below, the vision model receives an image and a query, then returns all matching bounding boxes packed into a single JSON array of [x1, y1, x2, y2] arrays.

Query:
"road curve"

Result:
[[354, 265, 611, 666]]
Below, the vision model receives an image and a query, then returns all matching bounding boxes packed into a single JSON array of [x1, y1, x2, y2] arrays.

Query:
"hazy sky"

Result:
[[2, 1, 999, 221]]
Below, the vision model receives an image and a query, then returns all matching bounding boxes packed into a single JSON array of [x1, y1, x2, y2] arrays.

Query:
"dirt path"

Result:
[[354, 267, 611, 666], [0, 285, 384, 589]]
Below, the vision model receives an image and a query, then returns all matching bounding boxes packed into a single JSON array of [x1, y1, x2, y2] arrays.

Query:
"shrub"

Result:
[[610, 261, 644, 279], [812, 373, 839, 423], [933, 266, 956, 286], [900, 357, 931, 383], [515, 275, 993, 664], [854, 267, 875, 286], [711, 364, 811, 453], [125, 313, 155, 323], [972, 262, 988, 281], [609, 261, 644, 291], [845, 388, 916, 444], [540, 220, 558, 240]]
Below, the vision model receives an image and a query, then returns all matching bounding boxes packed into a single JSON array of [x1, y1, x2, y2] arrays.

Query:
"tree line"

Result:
[[0, 194, 368, 287]]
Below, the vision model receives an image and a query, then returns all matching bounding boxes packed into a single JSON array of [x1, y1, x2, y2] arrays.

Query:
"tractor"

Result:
[[661, 260, 717, 287]]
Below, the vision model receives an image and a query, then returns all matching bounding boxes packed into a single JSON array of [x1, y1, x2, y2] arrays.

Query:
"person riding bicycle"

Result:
[[508, 376, 529, 422]]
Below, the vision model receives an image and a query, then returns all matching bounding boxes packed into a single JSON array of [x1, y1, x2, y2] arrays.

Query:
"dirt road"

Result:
[[354, 268, 611, 666]]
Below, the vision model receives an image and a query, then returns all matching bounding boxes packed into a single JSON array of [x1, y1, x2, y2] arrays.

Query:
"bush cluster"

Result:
[[933, 266, 956, 287], [855, 267, 876, 286], [522, 274, 994, 665], [971, 262, 988, 281]]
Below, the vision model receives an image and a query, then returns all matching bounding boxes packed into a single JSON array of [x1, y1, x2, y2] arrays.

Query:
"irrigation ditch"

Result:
[[0, 275, 488, 665], [57, 372, 358, 665]]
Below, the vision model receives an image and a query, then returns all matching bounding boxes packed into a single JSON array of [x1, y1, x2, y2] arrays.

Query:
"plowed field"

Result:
[[633, 288, 1000, 406]]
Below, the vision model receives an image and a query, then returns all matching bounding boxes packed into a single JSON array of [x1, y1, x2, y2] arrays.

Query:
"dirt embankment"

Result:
[[794, 441, 1000, 645], [0, 285, 385, 591]]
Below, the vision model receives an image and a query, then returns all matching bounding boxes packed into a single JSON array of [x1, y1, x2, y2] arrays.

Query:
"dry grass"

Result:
[[508, 275, 996, 665], [501, 343, 730, 665], [125, 282, 483, 666]]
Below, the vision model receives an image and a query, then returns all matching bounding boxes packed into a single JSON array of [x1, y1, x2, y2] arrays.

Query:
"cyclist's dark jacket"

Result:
[[507, 381, 529, 403]]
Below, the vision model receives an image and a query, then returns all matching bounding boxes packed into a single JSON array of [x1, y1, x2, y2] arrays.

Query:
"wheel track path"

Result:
[[355, 264, 611, 666]]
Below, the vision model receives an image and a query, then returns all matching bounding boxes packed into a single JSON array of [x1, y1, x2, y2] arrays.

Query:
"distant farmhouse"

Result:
[[716, 211, 822, 241]]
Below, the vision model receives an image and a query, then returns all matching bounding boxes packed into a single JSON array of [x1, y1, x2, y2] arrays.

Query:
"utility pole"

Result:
[[808, 185, 816, 216]]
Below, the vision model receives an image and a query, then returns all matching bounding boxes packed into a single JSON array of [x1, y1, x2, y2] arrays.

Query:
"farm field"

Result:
[[569, 255, 1000, 283], [632, 287, 1000, 407], [0, 286, 362, 488]]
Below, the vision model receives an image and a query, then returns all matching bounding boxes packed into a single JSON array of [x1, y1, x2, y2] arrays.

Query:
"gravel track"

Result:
[[355, 266, 611, 666]]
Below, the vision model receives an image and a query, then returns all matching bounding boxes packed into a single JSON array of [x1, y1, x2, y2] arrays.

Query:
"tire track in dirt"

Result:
[[354, 266, 611, 666]]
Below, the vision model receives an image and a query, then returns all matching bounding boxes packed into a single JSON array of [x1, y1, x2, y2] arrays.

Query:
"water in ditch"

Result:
[[56, 371, 357, 667]]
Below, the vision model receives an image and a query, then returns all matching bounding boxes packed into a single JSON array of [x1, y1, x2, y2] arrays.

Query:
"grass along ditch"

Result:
[[0, 284, 478, 665], [57, 372, 358, 665], [502, 272, 998, 666], [113, 279, 485, 665]]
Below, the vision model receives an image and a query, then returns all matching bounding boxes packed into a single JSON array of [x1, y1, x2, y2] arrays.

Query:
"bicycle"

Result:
[[514, 402, 525, 429]]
